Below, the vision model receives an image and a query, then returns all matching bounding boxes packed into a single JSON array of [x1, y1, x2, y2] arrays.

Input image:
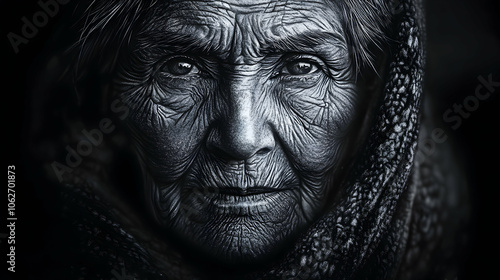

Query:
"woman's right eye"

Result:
[[160, 57, 200, 76]]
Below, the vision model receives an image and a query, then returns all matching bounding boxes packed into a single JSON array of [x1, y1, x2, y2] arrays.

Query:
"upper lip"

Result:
[[216, 186, 288, 196]]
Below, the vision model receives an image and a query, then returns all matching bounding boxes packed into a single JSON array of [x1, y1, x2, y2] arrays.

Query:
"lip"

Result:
[[217, 186, 287, 196], [202, 186, 292, 209]]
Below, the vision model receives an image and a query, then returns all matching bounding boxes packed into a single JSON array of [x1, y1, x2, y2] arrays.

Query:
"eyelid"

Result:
[[275, 53, 331, 77], [156, 54, 222, 81], [154, 55, 199, 73], [285, 54, 324, 63]]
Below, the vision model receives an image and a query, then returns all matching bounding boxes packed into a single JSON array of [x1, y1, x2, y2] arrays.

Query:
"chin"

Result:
[[184, 215, 295, 265]]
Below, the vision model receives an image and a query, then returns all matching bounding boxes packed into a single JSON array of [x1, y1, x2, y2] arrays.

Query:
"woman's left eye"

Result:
[[160, 57, 200, 76], [282, 60, 320, 76]]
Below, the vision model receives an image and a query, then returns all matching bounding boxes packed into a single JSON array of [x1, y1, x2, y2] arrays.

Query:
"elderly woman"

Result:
[[26, 0, 468, 279]]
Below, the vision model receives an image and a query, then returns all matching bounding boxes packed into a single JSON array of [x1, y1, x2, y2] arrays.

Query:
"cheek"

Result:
[[273, 78, 358, 172], [117, 79, 217, 181]]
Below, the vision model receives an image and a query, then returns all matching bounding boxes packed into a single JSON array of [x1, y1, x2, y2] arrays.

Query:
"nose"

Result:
[[207, 79, 275, 161]]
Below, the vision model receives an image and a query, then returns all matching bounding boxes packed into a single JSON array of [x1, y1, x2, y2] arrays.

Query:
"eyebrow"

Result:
[[262, 30, 346, 56], [135, 31, 218, 56], [137, 28, 347, 63]]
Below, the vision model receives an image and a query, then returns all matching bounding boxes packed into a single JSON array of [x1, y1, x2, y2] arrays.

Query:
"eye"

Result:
[[282, 59, 320, 76], [160, 57, 199, 76]]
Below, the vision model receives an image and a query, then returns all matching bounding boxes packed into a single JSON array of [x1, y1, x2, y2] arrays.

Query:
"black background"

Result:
[[2, 0, 499, 279]]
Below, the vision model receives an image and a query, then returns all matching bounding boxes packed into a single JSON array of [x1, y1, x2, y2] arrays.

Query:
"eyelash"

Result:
[[155, 55, 203, 80], [154, 54, 330, 81], [274, 54, 329, 79]]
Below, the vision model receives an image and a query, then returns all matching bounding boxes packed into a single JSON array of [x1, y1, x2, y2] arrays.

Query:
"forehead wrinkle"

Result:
[[227, 1, 344, 63], [144, 0, 345, 63], [170, 0, 290, 14], [154, 10, 234, 58], [157, 9, 268, 65], [230, 13, 268, 64]]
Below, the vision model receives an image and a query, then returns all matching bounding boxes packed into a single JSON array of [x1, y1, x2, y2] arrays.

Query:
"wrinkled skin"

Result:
[[114, 0, 373, 263]]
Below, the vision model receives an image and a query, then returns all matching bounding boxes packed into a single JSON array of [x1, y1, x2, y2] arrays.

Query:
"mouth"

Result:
[[192, 186, 293, 211], [217, 186, 288, 196]]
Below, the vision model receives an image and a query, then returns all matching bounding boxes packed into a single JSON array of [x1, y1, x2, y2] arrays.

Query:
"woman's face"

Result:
[[115, 0, 362, 263]]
